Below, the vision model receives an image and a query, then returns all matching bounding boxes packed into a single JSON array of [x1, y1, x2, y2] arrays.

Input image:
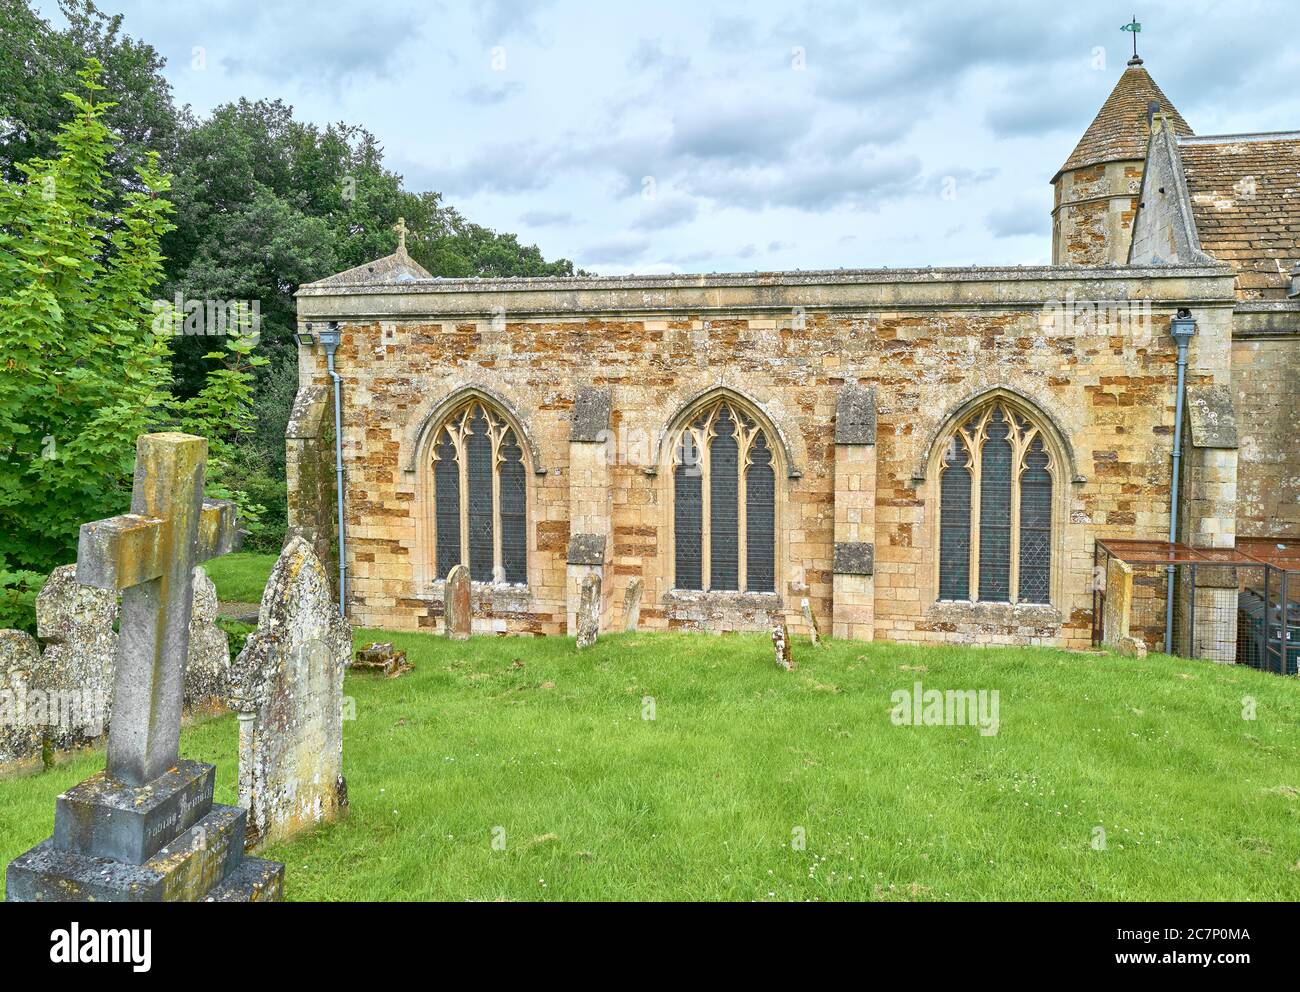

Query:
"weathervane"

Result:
[[1122, 15, 1142, 65], [394, 216, 408, 253]]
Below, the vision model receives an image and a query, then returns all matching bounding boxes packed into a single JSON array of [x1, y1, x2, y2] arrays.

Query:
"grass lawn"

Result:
[[2, 631, 1298, 901], [203, 551, 277, 603]]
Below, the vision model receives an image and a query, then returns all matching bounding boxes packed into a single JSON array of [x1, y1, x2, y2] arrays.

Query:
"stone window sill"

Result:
[[422, 579, 532, 614], [664, 589, 782, 608], [927, 599, 1063, 627]]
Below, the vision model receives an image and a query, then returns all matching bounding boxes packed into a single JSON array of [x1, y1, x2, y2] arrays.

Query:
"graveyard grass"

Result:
[[203, 552, 277, 604], [2, 632, 1299, 901]]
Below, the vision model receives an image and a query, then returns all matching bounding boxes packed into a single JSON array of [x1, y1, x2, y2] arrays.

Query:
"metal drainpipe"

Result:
[[1164, 310, 1197, 654], [321, 324, 347, 618]]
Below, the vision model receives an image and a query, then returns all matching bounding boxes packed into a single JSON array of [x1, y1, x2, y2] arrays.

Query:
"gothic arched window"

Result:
[[672, 398, 776, 593], [937, 402, 1054, 604], [429, 399, 528, 584]]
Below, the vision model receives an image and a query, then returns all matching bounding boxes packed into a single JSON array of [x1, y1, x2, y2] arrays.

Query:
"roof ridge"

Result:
[[1178, 130, 1300, 145]]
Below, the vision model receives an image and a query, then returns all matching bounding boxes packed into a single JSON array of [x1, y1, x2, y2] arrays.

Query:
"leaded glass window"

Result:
[[672, 398, 777, 593], [937, 402, 1055, 605], [429, 399, 528, 585]]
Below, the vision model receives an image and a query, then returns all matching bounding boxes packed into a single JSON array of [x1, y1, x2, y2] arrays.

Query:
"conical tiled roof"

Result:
[[1054, 59, 1193, 180]]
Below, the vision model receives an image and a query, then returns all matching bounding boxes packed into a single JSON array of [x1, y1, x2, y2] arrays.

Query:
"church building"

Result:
[[289, 53, 1299, 648]]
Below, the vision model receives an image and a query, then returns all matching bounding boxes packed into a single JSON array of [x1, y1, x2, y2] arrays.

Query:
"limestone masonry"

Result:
[[291, 58, 1298, 649]]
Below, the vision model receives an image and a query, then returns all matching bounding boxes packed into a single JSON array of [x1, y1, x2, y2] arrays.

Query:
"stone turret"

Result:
[[1051, 56, 1192, 265]]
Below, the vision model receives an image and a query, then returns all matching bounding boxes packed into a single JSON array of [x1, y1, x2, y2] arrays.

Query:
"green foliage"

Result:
[[0, 555, 46, 633], [215, 617, 255, 659], [0, 0, 181, 196], [0, 60, 174, 572]]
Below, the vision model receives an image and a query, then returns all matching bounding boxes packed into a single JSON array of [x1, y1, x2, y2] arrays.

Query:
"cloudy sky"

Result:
[[37, 0, 1300, 274]]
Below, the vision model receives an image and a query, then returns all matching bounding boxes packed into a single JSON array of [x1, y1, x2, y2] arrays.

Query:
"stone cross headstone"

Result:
[[623, 578, 643, 633], [771, 622, 795, 671], [230, 537, 350, 851], [576, 572, 601, 649], [5, 433, 283, 902], [445, 563, 471, 640]]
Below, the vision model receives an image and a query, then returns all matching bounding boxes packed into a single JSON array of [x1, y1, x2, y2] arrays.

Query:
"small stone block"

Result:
[[570, 387, 612, 441], [833, 541, 874, 576], [53, 759, 215, 865], [567, 533, 606, 566], [835, 384, 877, 444]]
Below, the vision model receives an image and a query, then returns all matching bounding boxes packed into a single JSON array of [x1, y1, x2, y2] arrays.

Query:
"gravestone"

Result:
[[354, 641, 412, 678], [445, 563, 471, 640], [184, 565, 231, 715], [771, 622, 795, 671], [5, 432, 283, 902], [0, 630, 41, 766], [35, 564, 118, 750], [801, 597, 823, 647], [576, 572, 601, 649], [230, 537, 350, 851], [623, 578, 643, 633]]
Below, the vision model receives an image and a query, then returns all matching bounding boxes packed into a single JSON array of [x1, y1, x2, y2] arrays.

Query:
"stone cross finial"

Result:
[[394, 216, 408, 253], [76, 433, 239, 786]]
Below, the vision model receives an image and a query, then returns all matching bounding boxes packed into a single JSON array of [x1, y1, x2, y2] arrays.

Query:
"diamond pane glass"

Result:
[[709, 406, 739, 591], [499, 429, 527, 585], [434, 428, 460, 580], [746, 433, 775, 593], [939, 435, 971, 600], [1018, 435, 1051, 603], [466, 408, 495, 582], [674, 432, 703, 590], [978, 408, 1012, 602]]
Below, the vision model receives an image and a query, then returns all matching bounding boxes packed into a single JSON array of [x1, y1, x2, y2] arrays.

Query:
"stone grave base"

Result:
[[5, 759, 283, 902]]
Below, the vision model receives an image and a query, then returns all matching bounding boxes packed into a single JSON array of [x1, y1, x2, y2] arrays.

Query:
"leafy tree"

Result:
[[0, 61, 174, 572], [0, 0, 181, 194]]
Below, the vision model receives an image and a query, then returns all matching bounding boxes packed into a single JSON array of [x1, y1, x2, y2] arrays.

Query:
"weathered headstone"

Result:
[[35, 564, 117, 750], [771, 622, 795, 671], [576, 572, 601, 649], [5, 433, 283, 902], [0, 630, 41, 767], [230, 537, 350, 851], [801, 597, 823, 647], [623, 578, 643, 633], [184, 565, 231, 715], [445, 563, 471, 640]]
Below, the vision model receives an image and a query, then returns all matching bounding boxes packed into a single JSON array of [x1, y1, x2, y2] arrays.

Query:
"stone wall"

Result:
[[296, 265, 1237, 648], [1053, 160, 1145, 266], [1231, 312, 1300, 539]]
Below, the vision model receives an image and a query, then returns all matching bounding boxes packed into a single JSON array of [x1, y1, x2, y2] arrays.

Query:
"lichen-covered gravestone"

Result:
[[5, 432, 282, 902], [0, 630, 41, 767], [771, 622, 795, 671], [445, 563, 471, 641], [576, 572, 601, 649], [35, 564, 118, 750], [623, 578, 643, 633], [801, 597, 823, 647], [230, 536, 350, 851], [184, 565, 231, 714]]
